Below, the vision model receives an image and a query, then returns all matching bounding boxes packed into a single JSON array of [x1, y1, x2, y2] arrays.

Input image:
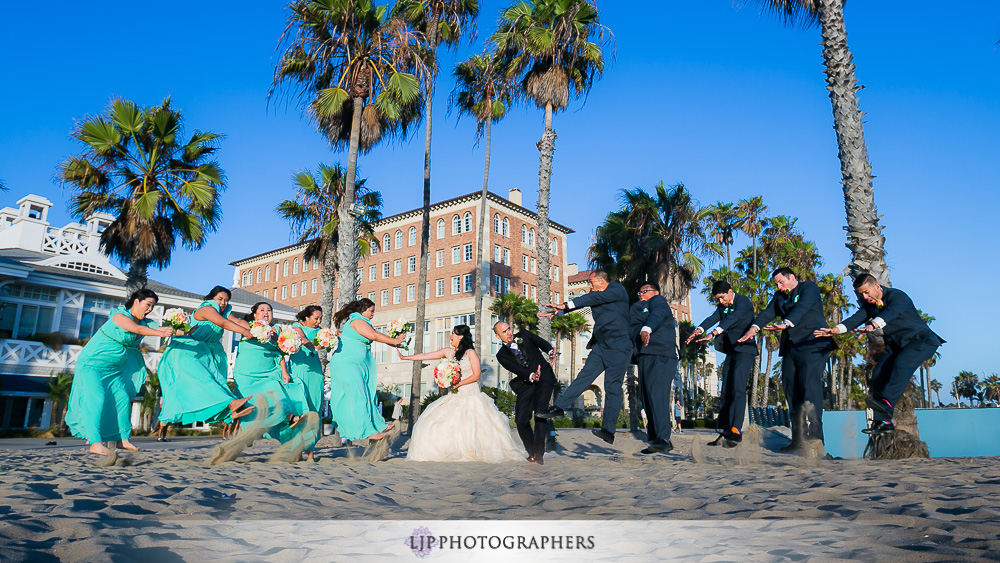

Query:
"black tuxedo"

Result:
[[695, 293, 759, 438], [629, 294, 678, 443], [754, 280, 833, 444], [553, 280, 632, 435], [496, 329, 555, 459], [842, 285, 944, 418]]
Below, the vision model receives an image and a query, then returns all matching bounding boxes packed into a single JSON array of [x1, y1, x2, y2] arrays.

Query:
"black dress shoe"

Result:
[[862, 420, 896, 435], [591, 428, 615, 445], [865, 397, 894, 418], [533, 455, 544, 465], [536, 407, 565, 419], [640, 440, 674, 454], [706, 434, 724, 447]]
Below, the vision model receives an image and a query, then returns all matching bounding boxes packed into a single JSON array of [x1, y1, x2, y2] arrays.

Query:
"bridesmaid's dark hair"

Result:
[[453, 325, 474, 362], [333, 298, 375, 328], [243, 302, 272, 322], [205, 286, 232, 300], [125, 288, 158, 308], [296, 305, 323, 322]]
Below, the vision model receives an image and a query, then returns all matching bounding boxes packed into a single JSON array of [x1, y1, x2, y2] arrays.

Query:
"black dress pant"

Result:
[[514, 381, 554, 458], [781, 346, 830, 444]]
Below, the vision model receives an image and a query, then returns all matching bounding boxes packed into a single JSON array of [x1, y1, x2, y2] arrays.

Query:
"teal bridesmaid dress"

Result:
[[288, 322, 324, 446], [328, 312, 386, 441], [65, 307, 154, 444], [157, 300, 241, 425]]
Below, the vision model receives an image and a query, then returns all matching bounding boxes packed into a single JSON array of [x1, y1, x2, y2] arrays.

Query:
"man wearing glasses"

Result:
[[687, 280, 758, 448], [538, 269, 631, 446], [630, 282, 679, 454]]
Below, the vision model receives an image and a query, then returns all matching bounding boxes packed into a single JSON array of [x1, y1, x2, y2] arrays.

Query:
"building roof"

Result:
[[230, 190, 574, 266], [568, 269, 594, 285]]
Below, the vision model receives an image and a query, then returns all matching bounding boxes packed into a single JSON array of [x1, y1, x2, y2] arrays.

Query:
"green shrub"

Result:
[[481, 386, 516, 418], [551, 417, 572, 429]]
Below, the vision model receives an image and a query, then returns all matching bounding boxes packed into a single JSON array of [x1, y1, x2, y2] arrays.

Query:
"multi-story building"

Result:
[[231, 189, 574, 398], [0, 194, 295, 431]]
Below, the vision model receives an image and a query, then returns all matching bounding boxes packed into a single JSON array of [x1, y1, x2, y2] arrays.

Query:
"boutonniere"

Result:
[[642, 307, 648, 313], [793, 295, 800, 303], [723, 307, 733, 314], [515, 337, 523, 346]]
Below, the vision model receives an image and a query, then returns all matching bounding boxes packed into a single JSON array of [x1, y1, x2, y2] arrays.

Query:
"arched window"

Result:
[[293, 258, 299, 274], [551, 238, 558, 255], [437, 219, 446, 239], [452, 214, 462, 235], [529, 228, 535, 247], [241, 271, 248, 285], [493, 214, 500, 234], [383, 233, 391, 251], [265, 265, 271, 281], [408, 226, 416, 246], [283, 260, 289, 276], [256, 267, 261, 283], [395, 230, 403, 249], [521, 225, 528, 244], [463, 212, 472, 233], [502, 218, 509, 237], [302, 257, 308, 272]]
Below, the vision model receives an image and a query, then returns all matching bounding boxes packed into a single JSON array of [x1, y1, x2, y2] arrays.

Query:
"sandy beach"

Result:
[[1, 427, 998, 561]]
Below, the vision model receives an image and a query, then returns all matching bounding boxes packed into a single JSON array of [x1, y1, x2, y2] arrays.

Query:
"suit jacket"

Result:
[[697, 293, 758, 356], [753, 279, 833, 356], [565, 280, 631, 354], [629, 294, 679, 359], [496, 329, 556, 395], [841, 285, 944, 350]]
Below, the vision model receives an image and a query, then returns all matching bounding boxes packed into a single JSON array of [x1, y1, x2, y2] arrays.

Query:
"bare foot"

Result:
[[119, 440, 141, 452], [231, 405, 256, 420], [89, 443, 112, 456], [383, 422, 395, 432], [365, 431, 387, 441], [304, 451, 315, 462], [228, 397, 252, 415]]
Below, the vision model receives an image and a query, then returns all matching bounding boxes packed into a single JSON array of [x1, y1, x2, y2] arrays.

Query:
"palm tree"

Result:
[[550, 311, 589, 383], [953, 371, 979, 407], [46, 371, 73, 431], [277, 164, 383, 328], [589, 183, 715, 302], [749, 0, 887, 283], [929, 378, 942, 407], [981, 374, 1000, 406], [705, 201, 740, 273], [60, 97, 226, 295], [450, 50, 517, 357], [817, 273, 848, 408], [273, 0, 425, 310], [489, 291, 539, 330], [735, 196, 767, 282], [493, 0, 613, 340]]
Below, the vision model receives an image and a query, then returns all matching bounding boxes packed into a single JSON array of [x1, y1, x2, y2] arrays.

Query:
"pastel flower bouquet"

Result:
[[433, 358, 463, 393], [161, 308, 192, 332], [386, 319, 413, 351], [248, 320, 273, 343], [276, 325, 303, 355], [312, 328, 338, 351]]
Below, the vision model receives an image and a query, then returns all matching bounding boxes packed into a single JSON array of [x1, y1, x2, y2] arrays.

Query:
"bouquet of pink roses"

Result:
[[276, 325, 303, 355], [433, 358, 462, 393], [312, 328, 337, 351], [386, 318, 413, 351], [248, 320, 273, 343], [161, 308, 191, 332]]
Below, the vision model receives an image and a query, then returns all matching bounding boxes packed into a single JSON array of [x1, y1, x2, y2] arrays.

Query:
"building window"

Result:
[[494, 245, 501, 263], [393, 287, 401, 304], [383, 262, 390, 278], [555, 292, 561, 303], [301, 281, 307, 296], [521, 225, 528, 244], [369, 265, 377, 281], [356, 268, 362, 284], [522, 255, 528, 271], [463, 212, 473, 233], [291, 284, 297, 298], [502, 217, 509, 237], [283, 260, 289, 277], [532, 286, 537, 300], [464, 274, 473, 293], [312, 279, 318, 293], [493, 213, 500, 234], [395, 230, 403, 249], [407, 284, 415, 302], [282, 286, 288, 299], [437, 219, 445, 239], [408, 256, 416, 273], [451, 276, 461, 294], [503, 248, 510, 266], [436, 249, 444, 268], [554, 266, 560, 282], [293, 258, 299, 274], [302, 257, 308, 272], [263, 289, 269, 298], [256, 267, 261, 283], [529, 229, 536, 247], [531, 257, 537, 274], [314, 258, 319, 269], [368, 292, 376, 302], [409, 226, 417, 246], [381, 290, 389, 306], [371, 243, 378, 255], [551, 238, 558, 254], [522, 282, 529, 296], [493, 274, 502, 294], [265, 265, 271, 281], [383, 234, 391, 252], [394, 259, 402, 276], [503, 278, 510, 294], [436, 279, 445, 297], [452, 246, 461, 264], [426, 282, 430, 299], [464, 243, 473, 261], [452, 214, 462, 235]]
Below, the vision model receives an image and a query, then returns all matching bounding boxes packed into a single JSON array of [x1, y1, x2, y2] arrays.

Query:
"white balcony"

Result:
[[0, 338, 163, 373]]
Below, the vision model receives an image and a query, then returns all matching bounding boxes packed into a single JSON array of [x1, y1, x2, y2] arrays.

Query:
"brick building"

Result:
[[231, 189, 574, 399]]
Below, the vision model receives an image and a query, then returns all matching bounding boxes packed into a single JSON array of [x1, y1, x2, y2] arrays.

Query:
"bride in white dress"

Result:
[[398, 324, 525, 462]]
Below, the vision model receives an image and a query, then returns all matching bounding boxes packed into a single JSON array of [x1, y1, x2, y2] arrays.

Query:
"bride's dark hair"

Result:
[[453, 324, 474, 362]]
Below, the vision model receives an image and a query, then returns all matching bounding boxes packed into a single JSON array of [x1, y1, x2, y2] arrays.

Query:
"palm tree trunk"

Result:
[[817, 0, 888, 284], [473, 111, 492, 360], [125, 261, 148, 296], [337, 98, 364, 308], [535, 103, 556, 342], [409, 25, 439, 428]]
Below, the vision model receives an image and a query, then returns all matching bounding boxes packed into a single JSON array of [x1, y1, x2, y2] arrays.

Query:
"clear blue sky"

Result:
[[1, 1, 998, 400]]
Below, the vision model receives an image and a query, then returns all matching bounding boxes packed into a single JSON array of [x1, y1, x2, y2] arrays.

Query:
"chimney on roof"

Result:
[[566, 263, 579, 277], [508, 188, 522, 207]]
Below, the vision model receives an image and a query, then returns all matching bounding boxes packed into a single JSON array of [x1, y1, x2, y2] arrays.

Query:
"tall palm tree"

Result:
[[273, 0, 425, 310], [60, 97, 226, 295], [735, 196, 767, 281], [981, 374, 1000, 406], [489, 291, 539, 330], [953, 371, 979, 407], [450, 50, 517, 358], [395, 0, 479, 419], [493, 0, 613, 340], [916, 309, 938, 408], [749, 0, 888, 283], [590, 182, 715, 302], [46, 371, 73, 431], [705, 201, 740, 273], [929, 378, 942, 408], [277, 163, 383, 329]]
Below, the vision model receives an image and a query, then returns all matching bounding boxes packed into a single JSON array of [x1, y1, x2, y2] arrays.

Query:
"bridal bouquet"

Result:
[[276, 326, 303, 355], [433, 358, 462, 393], [161, 308, 191, 332], [386, 319, 413, 351], [312, 328, 337, 351], [248, 320, 273, 343]]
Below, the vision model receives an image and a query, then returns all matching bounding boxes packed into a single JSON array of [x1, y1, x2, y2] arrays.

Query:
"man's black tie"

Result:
[[511, 346, 528, 367]]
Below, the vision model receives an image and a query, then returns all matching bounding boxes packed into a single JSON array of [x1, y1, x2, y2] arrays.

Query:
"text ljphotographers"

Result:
[[407, 534, 596, 552]]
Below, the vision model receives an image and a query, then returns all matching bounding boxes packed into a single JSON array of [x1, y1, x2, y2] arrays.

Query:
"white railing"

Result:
[[0, 339, 162, 374], [41, 227, 92, 255]]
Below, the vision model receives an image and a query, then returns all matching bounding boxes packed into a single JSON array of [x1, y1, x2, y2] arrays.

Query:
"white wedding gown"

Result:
[[406, 350, 525, 462]]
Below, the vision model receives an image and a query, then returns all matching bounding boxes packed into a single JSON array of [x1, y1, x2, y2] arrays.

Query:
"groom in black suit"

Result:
[[630, 282, 679, 454], [494, 321, 556, 464]]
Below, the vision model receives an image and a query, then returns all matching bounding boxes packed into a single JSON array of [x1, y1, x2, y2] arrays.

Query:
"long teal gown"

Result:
[[157, 300, 241, 425], [232, 328, 314, 449], [288, 323, 324, 448], [328, 313, 387, 441], [65, 307, 153, 443]]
